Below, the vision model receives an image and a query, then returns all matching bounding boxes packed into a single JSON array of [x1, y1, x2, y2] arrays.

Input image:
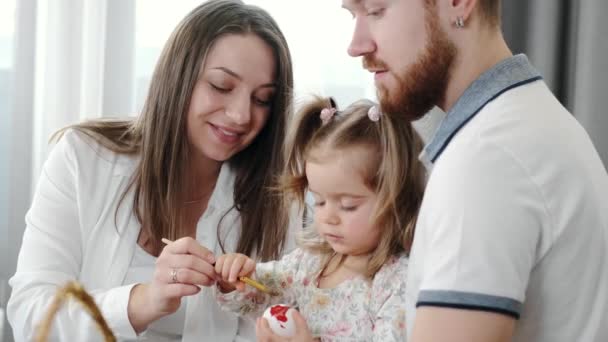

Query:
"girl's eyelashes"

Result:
[[340, 205, 358, 211], [310, 193, 363, 209], [340, 199, 360, 211]]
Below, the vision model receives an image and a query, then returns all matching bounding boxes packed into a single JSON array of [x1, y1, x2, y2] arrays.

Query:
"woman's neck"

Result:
[[184, 152, 222, 202]]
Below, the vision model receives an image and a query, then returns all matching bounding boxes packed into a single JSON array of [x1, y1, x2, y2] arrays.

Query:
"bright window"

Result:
[[134, 0, 374, 111]]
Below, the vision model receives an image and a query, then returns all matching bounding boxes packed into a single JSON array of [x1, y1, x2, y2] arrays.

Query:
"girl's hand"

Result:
[[255, 310, 318, 342], [128, 237, 216, 333], [214, 253, 255, 292]]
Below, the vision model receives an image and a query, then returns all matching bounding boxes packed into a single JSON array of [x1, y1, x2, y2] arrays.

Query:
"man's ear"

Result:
[[441, 0, 478, 26]]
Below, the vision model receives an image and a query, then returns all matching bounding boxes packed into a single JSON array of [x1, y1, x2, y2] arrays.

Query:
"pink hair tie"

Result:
[[320, 107, 337, 124], [368, 105, 381, 122]]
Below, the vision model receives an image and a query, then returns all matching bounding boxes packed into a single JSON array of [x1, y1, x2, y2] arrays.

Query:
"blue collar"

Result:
[[424, 54, 542, 163]]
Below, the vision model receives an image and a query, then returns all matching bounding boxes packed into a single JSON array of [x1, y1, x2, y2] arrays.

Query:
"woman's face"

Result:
[[187, 33, 277, 164]]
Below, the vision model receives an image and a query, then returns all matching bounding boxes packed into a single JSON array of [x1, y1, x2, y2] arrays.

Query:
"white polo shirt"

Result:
[[406, 55, 608, 341]]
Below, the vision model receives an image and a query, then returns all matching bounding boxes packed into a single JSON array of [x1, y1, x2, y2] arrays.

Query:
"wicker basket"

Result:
[[35, 281, 116, 342]]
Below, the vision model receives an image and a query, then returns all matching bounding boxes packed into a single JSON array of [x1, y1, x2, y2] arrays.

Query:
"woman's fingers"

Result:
[[157, 237, 217, 286], [162, 283, 201, 299], [162, 267, 215, 287], [214, 255, 225, 274], [162, 237, 215, 264], [164, 253, 216, 280]]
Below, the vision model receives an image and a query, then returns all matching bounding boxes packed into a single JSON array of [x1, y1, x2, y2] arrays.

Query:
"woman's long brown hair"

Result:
[[53, 0, 293, 260]]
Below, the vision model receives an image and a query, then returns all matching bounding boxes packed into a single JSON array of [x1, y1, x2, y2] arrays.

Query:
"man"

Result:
[[343, 0, 608, 341]]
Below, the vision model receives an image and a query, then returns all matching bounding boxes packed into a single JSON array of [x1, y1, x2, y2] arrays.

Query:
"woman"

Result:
[[7, 1, 297, 341]]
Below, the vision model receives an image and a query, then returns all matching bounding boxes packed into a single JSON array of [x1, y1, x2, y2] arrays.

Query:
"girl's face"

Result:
[[306, 145, 381, 256], [186, 33, 277, 166]]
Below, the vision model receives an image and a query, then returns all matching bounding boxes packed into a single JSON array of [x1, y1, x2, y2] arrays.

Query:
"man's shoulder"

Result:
[[435, 80, 588, 179], [466, 80, 565, 140]]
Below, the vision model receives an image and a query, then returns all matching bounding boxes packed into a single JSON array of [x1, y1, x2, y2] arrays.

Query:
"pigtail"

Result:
[[370, 107, 425, 276], [280, 96, 336, 206], [395, 121, 425, 252]]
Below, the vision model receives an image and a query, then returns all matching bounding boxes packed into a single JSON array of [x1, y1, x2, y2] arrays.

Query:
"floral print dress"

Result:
[[215, 248, 408, 341]]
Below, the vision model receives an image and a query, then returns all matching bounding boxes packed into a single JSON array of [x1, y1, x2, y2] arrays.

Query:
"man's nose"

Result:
[[347, 18, 376, 57]]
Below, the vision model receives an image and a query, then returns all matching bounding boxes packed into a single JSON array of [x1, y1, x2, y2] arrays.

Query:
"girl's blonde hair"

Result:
[[52, 0, 294, 260], [281, 97, 426, 277]]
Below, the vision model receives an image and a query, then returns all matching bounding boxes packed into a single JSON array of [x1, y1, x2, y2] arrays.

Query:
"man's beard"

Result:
[[365, 7, 457, 122]]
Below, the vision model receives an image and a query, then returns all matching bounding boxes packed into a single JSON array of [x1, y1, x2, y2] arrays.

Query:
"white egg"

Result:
[[262, 304, 296, 337]]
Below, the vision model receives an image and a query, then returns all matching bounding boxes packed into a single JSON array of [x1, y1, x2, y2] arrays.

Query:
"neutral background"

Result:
[[1, 1, 607, 341]]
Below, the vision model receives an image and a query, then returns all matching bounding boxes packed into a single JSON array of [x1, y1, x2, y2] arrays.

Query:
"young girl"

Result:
[[213, 97, 426, 341]]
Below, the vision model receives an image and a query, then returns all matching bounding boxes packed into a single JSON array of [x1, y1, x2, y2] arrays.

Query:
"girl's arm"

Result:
[[215, 248, 308, 319]]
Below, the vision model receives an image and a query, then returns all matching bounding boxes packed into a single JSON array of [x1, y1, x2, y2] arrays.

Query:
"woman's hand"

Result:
[[128, 237, 217, 333], [255, 310, 319, 342], [214, 253, 255, 292]]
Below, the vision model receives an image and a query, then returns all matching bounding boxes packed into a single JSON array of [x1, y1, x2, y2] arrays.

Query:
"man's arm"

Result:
[[407, 140, 544, 342], [411, 307, 515, 342]]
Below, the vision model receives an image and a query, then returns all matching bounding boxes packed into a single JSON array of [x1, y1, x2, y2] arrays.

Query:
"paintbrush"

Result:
[[161, 238, 278, 295]]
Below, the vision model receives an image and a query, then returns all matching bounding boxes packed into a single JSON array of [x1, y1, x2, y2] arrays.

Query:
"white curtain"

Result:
[[570, 0, 608, 166], [502, 0, 608, 166], [4, 3, 135, 341], [29, 0, 135, 186]]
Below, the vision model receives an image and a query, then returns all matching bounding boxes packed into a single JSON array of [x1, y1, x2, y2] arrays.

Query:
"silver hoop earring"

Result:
[[455, 16, 465, 28]]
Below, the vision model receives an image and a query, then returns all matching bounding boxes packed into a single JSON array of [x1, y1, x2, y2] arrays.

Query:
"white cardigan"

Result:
[[7, 130, 298, 341]]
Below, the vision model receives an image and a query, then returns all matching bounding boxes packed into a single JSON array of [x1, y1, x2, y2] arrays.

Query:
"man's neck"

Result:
[[440, 32, 513, 112]]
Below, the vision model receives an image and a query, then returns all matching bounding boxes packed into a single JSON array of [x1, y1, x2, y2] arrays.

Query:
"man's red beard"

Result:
[[364, 6, 457, 122]]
